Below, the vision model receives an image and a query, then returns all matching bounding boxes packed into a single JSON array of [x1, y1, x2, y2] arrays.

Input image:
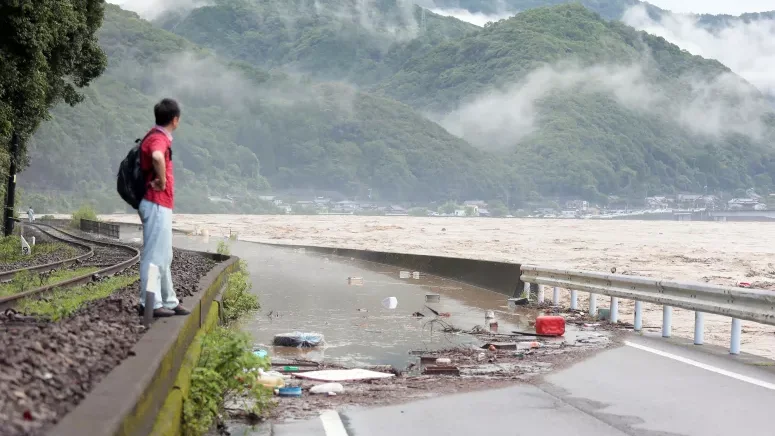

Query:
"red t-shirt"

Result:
[[140, 128, 175, 209]]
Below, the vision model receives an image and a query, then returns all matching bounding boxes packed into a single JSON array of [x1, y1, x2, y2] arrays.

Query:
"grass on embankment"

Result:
[[18, 274, 139, 321], [0, 236, 77, 264], [0, 267, 99, 298]]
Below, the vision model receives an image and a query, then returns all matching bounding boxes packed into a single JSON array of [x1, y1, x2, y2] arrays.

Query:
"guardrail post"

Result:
[[634, 301, 643, 331], [694, 312, 704, 345], [662, 306, 672, 338], [610, 297, 618, 323], [589, 293, 597, 316], [537, 285, 545, 304], [730, 319, 741, 355], [570, 290, 578, 310], [552, 287, 559, 306], [529, 283, 539, 301]]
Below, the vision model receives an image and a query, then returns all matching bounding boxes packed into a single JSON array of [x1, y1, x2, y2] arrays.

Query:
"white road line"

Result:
[[624, 341, 775, 391], [320, 410, 348, 436]]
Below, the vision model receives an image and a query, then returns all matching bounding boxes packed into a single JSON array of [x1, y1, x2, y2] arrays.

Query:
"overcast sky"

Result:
[[646, 0, 774, 15]]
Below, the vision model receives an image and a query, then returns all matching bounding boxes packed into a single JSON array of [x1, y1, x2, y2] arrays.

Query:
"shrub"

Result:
[[70, 204, 98, 228], [216, 240, 230, 256], [221, 261, 259, 324], [182, 327, 272, 436]]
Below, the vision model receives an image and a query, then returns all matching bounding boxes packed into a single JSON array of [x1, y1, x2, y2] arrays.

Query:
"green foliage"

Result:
[[0, 267, 98, 298], [70, 204, 98, 228], [487, 200, 509, 217], [408, 207, 428, 217], [0, 0, 107, 161], [438, 201, 459, 214], [221, 261, 259, 324], [216, 241, 231, 256], [182, 327, 272, 436], [18, 274, 138, 320], [0, 236, 75, 264]]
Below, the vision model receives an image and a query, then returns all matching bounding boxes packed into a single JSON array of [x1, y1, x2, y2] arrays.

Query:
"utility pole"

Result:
[[4, 132, 19, 236]]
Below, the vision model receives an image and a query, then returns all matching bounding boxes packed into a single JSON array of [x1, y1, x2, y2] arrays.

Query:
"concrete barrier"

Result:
[[50, 252, 240, 436], [259, 243, 524, 297]]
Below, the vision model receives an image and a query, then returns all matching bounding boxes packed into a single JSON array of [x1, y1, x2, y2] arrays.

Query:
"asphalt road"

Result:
[[270, 335, 775, 436], [165, 235, 775, 436]]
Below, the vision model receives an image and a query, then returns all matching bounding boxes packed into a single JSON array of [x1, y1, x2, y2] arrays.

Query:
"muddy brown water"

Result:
[[169, 236, 576, 368]]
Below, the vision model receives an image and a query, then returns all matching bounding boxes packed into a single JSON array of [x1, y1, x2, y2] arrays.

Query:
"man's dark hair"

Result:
[[154, 98, 181, 126]]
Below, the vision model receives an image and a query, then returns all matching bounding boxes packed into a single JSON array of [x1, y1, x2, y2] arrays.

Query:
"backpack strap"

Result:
[[136, 130, 172, 161]]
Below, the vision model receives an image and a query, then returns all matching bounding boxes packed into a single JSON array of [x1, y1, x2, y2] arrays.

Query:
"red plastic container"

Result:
[[535, 315, 565, 336]]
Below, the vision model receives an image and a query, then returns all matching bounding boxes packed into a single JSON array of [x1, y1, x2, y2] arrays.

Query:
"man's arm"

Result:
[[151, 150, 166, 190], [145, 135, 168, 191]]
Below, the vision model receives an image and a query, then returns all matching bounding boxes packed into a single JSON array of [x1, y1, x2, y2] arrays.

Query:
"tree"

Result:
[[408, 207, 428, 217], [0, 0, 107, 150], [488, 200, 509, 217]]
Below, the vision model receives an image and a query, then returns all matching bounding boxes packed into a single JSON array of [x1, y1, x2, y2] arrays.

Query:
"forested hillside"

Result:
[[21, 4, 510, 212], [18, 1, 775, 212], [157, 0, 478, 85]]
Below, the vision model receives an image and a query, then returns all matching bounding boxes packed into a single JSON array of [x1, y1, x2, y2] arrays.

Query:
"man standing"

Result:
[[138, 98, 189, 317], [27, 207, 34, 223]]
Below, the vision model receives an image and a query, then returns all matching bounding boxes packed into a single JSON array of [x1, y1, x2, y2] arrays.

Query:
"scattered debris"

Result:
[[294, 369, 395, 382], [423, 365, 461, 376], [411, 311, 425, 317], [348, 277, 364, 286], [381, 297, 398, 309], [310, 383, 344, 395], [425, 294, 440, 303], [482, 342, 517, 350], [507, 298, 529, 308], [278, 386, 302, 397], [273, 332, 325, 348], [738, 282, 751, 288], [399, 271, 410, 279], [535, 315, 565, 336]]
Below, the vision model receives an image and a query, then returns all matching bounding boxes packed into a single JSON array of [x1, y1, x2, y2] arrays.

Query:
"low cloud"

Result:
[[438, 61, 771, 150], [428, 8, 514, 27], [143, 53, 356, 114], [623, 5, 775, 96], [109, 0, 211, 20]]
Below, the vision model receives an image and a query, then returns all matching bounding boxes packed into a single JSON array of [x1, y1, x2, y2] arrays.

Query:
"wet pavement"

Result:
[[170, 235, 563, 368]]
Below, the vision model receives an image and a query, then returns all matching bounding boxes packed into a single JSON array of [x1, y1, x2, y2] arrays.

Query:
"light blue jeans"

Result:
[[138, 199, 178, 310]]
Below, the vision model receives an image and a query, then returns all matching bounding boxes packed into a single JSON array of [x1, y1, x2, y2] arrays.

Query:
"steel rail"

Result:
[[0, 224, 140, 311], [0, 226, 95, 282]]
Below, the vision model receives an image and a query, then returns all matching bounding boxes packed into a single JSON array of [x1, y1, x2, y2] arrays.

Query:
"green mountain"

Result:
[[157, 0, 478, 85], [375, 5, 775, 198], [21, 4, 511, 212], [18, 2, 775, 212]]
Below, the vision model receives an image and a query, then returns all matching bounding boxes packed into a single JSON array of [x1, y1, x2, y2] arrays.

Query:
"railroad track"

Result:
[[0, 223, 140, 311]]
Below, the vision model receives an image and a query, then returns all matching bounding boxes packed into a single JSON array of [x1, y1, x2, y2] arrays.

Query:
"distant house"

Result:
[[565, 200, 588, 211], [478, 208, 491, 217], [296, 200, 315, 208], [560, 210, 577, 218], [728, 198, 759, 210], [464, 200, 487, 207], [258, 195, 276, 201], [454, 209, 467, 217], [208, 196, 233, 205]]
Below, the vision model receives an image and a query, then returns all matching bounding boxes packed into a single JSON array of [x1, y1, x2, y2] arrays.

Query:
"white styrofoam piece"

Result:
[[294, 369, 395, 382]]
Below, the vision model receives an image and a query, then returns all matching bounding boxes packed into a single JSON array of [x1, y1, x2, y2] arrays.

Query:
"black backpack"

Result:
[[117, 132, 153, 210]]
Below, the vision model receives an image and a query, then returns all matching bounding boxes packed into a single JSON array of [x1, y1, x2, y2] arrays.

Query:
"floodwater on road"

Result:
[[104, 215, 775, 359], [172, 236, 561, 368]]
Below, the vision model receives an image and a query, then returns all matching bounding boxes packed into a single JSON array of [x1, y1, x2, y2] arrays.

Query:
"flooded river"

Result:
[[111, 215, 775, 359]]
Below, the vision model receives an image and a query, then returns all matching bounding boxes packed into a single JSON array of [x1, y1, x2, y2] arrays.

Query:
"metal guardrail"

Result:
[[80, 219, 120, 239], [520, 265, 775, 355]]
